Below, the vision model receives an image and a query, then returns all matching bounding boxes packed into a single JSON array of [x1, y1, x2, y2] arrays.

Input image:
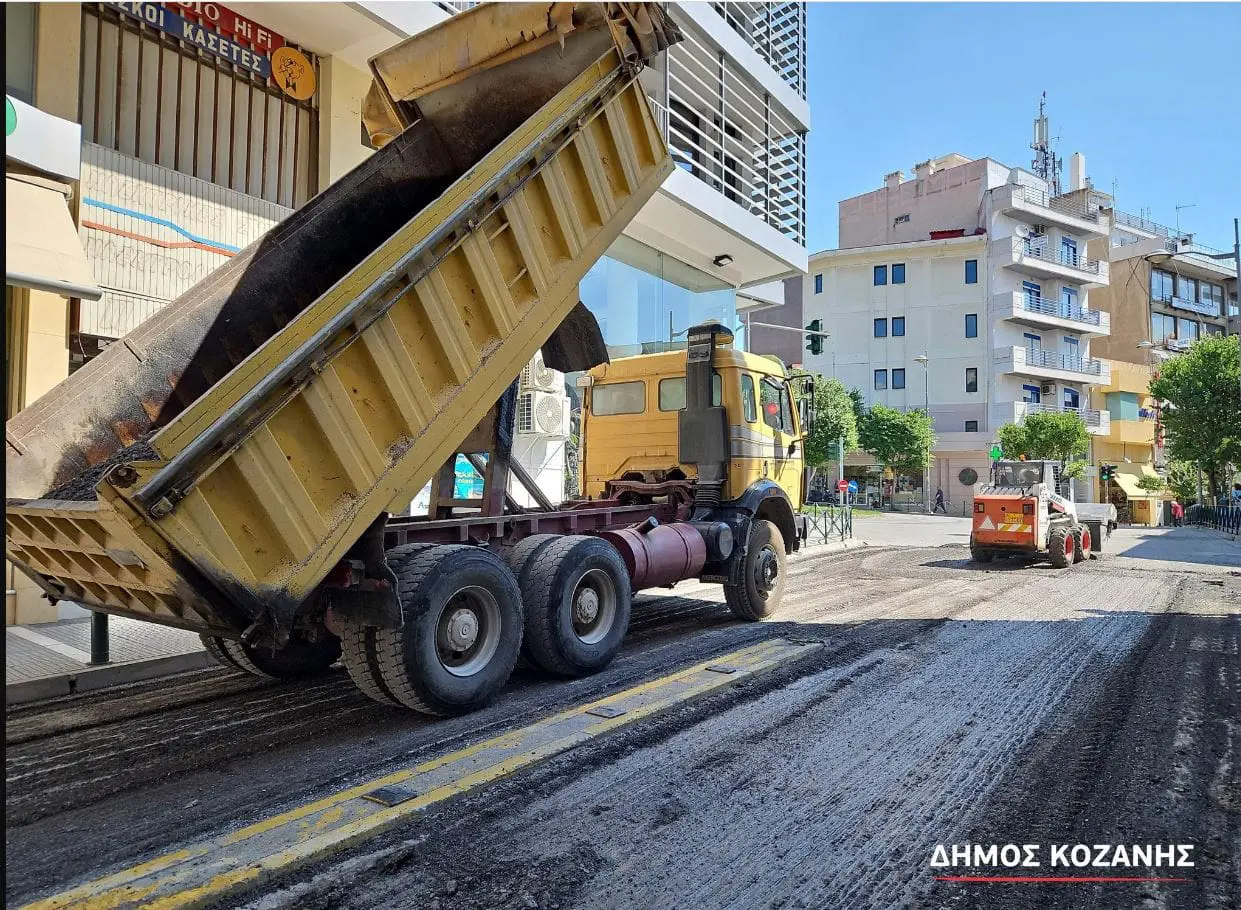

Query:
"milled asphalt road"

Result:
[[5, 523, 1239, 910]]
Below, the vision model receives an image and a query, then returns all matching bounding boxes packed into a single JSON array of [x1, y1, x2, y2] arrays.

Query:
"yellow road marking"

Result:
[[23, 637, 818, 910]]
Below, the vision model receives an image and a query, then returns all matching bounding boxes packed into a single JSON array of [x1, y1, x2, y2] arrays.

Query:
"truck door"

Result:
[[758, 375, 803, 508]]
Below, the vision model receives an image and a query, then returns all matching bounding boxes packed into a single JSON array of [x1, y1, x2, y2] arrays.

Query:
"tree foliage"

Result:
[[1166, 460, 1200, 505], [1149, 334, 1241, 501], [858, 405, 935, 475], [1136, 474, 1166, 494], [790, 371, 858, 467], [996, 411, 1090, 463]]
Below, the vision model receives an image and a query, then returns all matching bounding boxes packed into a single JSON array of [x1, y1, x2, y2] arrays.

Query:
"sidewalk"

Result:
[[6, 614, 213, 705]]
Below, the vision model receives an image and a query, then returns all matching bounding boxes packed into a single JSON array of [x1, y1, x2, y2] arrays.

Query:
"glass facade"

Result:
[[579, 239, 739, 357]]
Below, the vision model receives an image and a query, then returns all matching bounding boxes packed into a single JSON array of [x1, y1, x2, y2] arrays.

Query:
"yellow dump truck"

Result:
[[5, 3, 808, 716]]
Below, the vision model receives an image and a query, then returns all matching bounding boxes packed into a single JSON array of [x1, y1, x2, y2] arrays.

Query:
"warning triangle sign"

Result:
[[979, 515, 995, 530]]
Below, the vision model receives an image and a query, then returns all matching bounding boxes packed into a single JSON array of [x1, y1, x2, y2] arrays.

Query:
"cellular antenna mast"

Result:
[[1031, 92, 1063, 196]]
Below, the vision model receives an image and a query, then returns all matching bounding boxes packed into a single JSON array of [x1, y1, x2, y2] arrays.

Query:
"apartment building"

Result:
[[804, 152, 1113, 508], [4, 1, 808, 620], [1087, 216, 1237, 522]]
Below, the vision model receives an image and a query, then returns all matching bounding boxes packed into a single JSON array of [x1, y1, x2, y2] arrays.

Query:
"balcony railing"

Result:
[[1114, 209, 1170, 237], [1019, 236, 1105, 276], [1007, 185, 1104, 224], [1022, 346, 1105, 376], [1016, 401, 1108, 429], [1022, 293, 1103, 326], [710, 2, 807, 98]]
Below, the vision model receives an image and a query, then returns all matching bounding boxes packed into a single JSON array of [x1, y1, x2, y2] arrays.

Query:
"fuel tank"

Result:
[[598, 519, 708, 590]]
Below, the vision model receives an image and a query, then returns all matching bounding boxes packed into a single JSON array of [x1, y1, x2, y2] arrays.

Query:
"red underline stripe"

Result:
[[82, 220, 236, 258], [935, 875, 1192, 883]]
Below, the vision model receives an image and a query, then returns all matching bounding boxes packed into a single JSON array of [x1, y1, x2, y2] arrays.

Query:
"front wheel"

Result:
[[373, 545, 523, 716], [725, 519, 787, 621], [1048, 524, 1074, 568], [969, 537, 994, 563]]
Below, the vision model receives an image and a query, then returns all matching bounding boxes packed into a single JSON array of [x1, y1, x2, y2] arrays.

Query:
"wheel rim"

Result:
[[753, 545, 780, 599], [1064, 534, 1074, 557], [571, 568, 617, 645], [1081, 529, 1091, 555], [435, 586, 502, 677]]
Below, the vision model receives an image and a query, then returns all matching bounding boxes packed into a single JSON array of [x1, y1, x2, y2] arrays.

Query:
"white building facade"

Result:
[[805, 153, 1112, 508]]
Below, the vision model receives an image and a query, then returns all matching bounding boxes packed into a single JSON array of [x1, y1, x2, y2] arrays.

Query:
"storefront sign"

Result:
[[270, 46, 316, 101], [167, 2, 285, 54], [4, 94, 82, 181], [106, 2, 282, 80]]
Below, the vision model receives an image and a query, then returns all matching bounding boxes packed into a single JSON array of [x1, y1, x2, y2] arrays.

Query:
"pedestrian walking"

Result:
[[932, 487, 947, 514], [1170, 500, 1183, 527]]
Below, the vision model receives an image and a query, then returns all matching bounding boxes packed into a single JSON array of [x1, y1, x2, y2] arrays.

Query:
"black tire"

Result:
[[969, 540, 994, 564], [1048, 523, 1074, 569], [504, 534, 565, 665], [725, 519, 787, 621], [518, 535, 632, 677], [373, 545, 523, 716], [1072, 526, 1088, 564], [339, 543, 437, 707], [220, 632, 341, 680], [200, 634, 244, 672]]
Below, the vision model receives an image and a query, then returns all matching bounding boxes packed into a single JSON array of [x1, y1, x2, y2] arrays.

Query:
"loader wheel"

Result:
[[1049, 523, 1074, 568], [970, 542, 994, 564], [518, 535, 631, 677], [374, 545, 522, 716], [725, 519, 787, 621], [340, 543, 437, 707], [217, 632, 342, 680], [1073, 526, 1091, 563]]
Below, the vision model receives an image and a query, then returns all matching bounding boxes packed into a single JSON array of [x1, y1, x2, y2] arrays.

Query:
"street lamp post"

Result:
[[914, 352, 930, 511]]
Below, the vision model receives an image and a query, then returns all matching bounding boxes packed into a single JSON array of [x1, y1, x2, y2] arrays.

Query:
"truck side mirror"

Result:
[[787, 440, 798, 458]]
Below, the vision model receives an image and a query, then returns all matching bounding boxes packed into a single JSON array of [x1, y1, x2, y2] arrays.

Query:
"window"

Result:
[[892, 317, 905, 337], [965, 420, 979, 433], [1151, 312, 1176, 342], [657, 375, 722, 411], [874, 318, 888, 338], [892, 368, 906, 389], [1151, 269, 1174, 303], [1200, 282, 1223, 314], [1060, 237, 1078, 266], [965, 368, 978, 393], [741, 374, 757, 422], [1022, 384, 1041, 404], [1063, 388, 1080, 409], [965, 260, 978, 284], [814, 273, 823, 294], [1178, 318, 1199, 342], [1022, 280, 1041, 307], [5, 3, 36, 103], [759, 376, 795, 435], [874, 265, 888, 286], [892, 263, 906, 284], [874, 369, 888, 390], [1205, 323, 1224, 336], [81, 6, 321, 208], [1060, 286, 1079, 318], [1177, 275, 1198, 302], [592, 381, 646, 416], [965, 314, 978, 338], [1023, 332, 1042, 348]]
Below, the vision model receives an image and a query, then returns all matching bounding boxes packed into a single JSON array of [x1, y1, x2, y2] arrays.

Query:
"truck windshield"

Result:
[[995, 463, 1045, 486]]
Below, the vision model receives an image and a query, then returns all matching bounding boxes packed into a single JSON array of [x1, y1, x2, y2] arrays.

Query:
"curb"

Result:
[[5, 650, 215, 707]]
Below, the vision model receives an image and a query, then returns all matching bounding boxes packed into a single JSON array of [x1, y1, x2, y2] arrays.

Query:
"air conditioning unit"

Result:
[[519, 352, 560, 392], [516, 391, 568, 437], [1041, 383, 1054, 396]]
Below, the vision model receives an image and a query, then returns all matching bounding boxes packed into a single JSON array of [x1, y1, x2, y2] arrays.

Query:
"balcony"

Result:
[[993, 291, 1110, 337], [994, 401, 1111, 436], [991, 236, 1110, 288], [995, 184, 1109, 238], [995, 345, 1112, 385]]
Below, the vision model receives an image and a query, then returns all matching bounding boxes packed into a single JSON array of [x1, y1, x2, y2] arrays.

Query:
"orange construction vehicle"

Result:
[[970, 460, 1093, 567]]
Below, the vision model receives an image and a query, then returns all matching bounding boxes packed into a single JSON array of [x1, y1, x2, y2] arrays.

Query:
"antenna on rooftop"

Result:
[[1031, 92, 1062, 196]]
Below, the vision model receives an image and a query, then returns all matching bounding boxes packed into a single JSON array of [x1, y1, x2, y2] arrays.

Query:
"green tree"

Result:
[[996, 410, 1090, 463], [789, 372, 858, 468], [1166, 460, 1200, 505], [1136, 474, 1166, 494], [858, 405, 935, 476], [1149, 335, 1241, 501]]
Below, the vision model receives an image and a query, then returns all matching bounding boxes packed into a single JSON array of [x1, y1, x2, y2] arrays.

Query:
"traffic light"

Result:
[[805, 319, 823, 356], [1100, 464, 1115, 482]]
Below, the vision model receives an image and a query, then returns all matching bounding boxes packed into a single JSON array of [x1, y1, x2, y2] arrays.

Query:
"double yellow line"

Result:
[[25, 637, 819, 910]]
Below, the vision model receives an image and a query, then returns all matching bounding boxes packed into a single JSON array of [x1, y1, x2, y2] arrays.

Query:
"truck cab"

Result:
[[580, 343, 806, 511]]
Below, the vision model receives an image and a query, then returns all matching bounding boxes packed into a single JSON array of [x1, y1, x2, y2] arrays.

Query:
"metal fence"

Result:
[[1186, 505, 1241, 534], [804, 505, 853, 544]]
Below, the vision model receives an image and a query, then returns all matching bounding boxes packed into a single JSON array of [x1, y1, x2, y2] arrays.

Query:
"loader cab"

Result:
[[579, 341, 804, 508]]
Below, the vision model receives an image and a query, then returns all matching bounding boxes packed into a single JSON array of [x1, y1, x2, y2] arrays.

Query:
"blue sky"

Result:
[[804, 3, 1241, 255]]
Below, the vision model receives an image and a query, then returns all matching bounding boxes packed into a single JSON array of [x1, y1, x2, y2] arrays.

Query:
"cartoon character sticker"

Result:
[[270, 47, 316, 101]]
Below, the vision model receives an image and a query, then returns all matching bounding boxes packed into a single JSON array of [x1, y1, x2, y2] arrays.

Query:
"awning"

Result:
[[1113, 466, 1159, 499], [5, 177, 102, 301]]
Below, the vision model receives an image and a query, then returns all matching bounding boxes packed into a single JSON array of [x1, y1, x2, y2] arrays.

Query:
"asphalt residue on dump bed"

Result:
[[43, 438, 158, 501]]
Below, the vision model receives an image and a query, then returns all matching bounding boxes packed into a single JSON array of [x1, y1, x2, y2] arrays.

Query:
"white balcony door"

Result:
[[1060, 237, 1078, 267], [1060, 286, 1078, 318]]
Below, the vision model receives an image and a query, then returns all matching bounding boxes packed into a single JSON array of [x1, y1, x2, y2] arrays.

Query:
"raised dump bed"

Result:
[[6, 3, 677, 650]]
